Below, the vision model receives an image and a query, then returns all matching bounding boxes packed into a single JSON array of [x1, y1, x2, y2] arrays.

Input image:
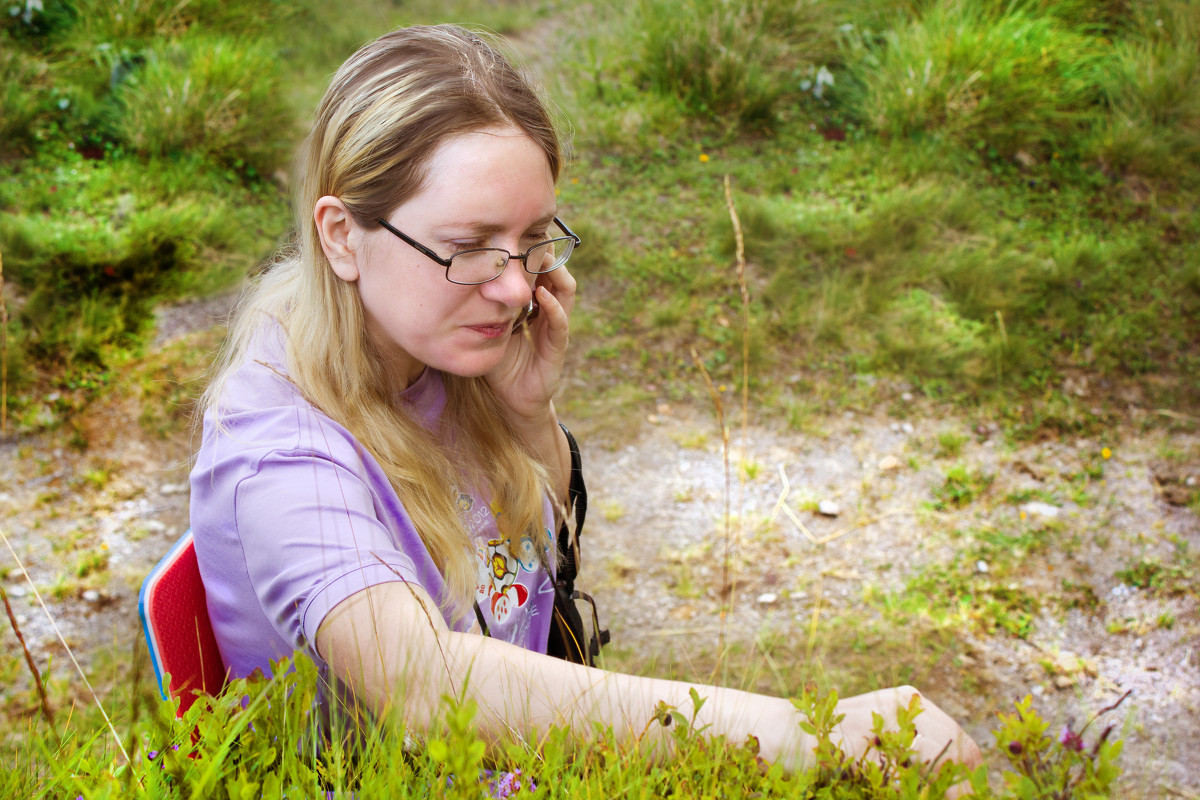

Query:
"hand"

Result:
[[757, 687, 982, 798], [831, 687, 982, 799], [485, 262, 576, 423]]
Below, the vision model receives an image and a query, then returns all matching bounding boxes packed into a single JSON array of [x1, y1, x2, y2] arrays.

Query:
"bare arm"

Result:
[[315, 581, 982, 774]]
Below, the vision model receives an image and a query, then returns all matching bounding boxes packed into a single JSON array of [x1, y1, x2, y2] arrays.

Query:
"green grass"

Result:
[[0, 650, 1125, 799]]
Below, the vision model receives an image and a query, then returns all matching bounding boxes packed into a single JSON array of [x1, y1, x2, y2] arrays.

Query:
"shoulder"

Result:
[[196, 327, 364, 473]]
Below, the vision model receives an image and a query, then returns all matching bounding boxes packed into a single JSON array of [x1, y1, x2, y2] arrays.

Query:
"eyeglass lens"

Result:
[[446, 232, 575, 285]]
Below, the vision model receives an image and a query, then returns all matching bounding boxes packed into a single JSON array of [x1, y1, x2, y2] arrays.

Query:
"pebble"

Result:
[[901, 422, 914, 434], [757, 593, 778, 605], [143, 519, 167, 533], [890, 422, 901, 433], [160, 483, 188, 495], [901, 392, 914, 402], [83, 590, 101, 603], [7, 585, 27, 597], [818, 500, 841, 517], [879, 455, 901, 471], [1021, 501, 1060, 519], [1031, 685, 1045, 697], [976, 560, 990, 573]]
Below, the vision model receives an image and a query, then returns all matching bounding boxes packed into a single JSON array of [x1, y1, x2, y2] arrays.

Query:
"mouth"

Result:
[[467, 322, 512, 339]]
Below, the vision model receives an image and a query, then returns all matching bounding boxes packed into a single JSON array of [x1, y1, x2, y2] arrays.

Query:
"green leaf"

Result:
[[427, 739, 449, 763]]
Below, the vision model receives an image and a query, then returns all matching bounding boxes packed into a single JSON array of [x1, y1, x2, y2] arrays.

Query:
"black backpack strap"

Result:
[[555, 421, 587, 591], [476, 422, 606, 665], [545, 422, 608, 665]]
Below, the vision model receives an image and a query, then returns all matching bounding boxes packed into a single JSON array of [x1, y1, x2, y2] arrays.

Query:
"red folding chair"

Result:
[[139, 529, 228, 716]]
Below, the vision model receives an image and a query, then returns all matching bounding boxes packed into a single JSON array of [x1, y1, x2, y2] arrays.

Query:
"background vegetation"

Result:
[[1, 0, 1197, 435], [1, 0, 1197, 796]]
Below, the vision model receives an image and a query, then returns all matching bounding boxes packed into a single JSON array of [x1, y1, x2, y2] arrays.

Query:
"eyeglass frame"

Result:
[[374, 216, 582, 286]]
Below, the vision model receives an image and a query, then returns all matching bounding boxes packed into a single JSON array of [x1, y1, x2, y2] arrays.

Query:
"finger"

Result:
[[537, 265, 576, 316], [533, 284, 570, 354]]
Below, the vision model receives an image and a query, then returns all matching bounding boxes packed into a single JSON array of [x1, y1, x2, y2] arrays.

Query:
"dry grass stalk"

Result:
[[723, 175, 751, 650], [723, 175, 750, 470], [2, 585, 57, 737], [0, 525, 133, 767]]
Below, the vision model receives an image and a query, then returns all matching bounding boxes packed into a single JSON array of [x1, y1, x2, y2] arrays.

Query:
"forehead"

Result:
[[407, 127, 557, 227]]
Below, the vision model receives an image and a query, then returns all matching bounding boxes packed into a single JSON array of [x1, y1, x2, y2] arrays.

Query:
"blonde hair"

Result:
[[202, 25, 563, 613]]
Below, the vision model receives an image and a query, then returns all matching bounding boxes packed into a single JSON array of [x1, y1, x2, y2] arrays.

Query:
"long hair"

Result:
[[201, 25, 563, 613]]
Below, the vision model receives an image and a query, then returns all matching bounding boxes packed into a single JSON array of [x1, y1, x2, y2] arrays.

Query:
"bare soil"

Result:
[[1, 298, 1197, 797]]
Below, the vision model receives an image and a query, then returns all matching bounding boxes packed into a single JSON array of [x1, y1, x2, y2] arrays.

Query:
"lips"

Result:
[[467, 322, 511, 339]]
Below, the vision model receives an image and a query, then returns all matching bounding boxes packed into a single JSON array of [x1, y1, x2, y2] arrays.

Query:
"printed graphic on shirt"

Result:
[[478, 537, 529, 625], [457, 487, 554, 636]]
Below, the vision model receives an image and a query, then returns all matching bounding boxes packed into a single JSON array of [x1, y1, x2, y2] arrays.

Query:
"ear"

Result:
[[314, 196, 361, 282]]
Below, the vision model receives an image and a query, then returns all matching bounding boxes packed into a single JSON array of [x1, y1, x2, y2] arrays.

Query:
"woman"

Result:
[[190, 23, 981, 779]]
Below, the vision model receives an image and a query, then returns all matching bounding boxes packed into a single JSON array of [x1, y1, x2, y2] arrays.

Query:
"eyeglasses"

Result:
[[374, 216, 581, 286]]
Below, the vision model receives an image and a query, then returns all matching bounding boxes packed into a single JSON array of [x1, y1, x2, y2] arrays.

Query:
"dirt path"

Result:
[[580, 402, 1199, 796], [1, 301, 1197, 796]]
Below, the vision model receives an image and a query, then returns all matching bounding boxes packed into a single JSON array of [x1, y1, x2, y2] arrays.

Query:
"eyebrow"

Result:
[[431, 213, 557, 237]]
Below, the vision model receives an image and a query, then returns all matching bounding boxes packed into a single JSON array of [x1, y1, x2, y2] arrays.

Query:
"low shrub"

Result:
[[627, 0, 840, 130], [108, 32, 293, 175], [1087, 4, 1200, 179], [840, 0, 1105, 159]]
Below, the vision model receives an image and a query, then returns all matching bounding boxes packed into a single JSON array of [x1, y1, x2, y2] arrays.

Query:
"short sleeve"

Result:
[[233, 447, 430, 656]]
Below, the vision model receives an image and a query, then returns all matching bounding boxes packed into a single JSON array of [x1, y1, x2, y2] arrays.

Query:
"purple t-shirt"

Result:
[[189, 326, 555, 680]]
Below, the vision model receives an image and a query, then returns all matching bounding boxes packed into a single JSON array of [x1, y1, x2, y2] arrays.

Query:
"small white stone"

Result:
[[7, 585, 26, 597], [879, 456, 901, 472], [901, 422, 915, 434], [144, 519, 167, 533], [83, 590, 101, 603], [1186, 475, 1196, 487], [757, 593, 778, 605], [890, 422, 901, 433], [1031, 685, 1045, 697], [1021, 501, 1060, 519], [901, 392, 914, 402], [976, 560, 989, 573], [160, 483, 187, 495], [818, 500, 841, 517], [679, 461, 691, 473]]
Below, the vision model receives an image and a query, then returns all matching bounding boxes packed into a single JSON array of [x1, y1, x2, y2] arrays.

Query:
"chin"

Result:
[[432, 354, 505, 380]]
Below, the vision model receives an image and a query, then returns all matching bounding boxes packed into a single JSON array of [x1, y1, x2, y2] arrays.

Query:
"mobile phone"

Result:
[[513, 299, 539, 334]]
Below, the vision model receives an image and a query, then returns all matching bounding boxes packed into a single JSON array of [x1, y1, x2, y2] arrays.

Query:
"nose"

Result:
[[480, 250, 535, 309]]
